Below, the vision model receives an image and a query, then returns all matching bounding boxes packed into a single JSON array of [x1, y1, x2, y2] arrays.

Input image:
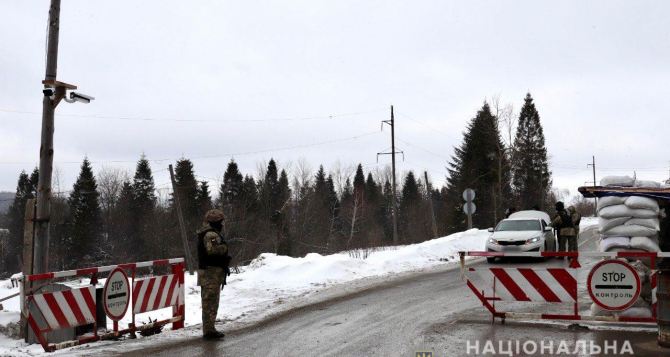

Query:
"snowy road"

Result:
[[93, 225, 664, 357]]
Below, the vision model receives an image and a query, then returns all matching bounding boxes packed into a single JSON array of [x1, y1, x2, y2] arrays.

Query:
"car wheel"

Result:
[[487, 257, 496, 263]]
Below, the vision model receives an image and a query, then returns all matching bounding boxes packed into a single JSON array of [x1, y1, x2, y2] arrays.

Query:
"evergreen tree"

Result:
[[445, 102, 512, 231], [221, 160, 244, 207], [511, 93, 552, 210], [111, 180, 135, 261], [196, 181, 212, 215], [132, 156, 157, 259], [68, 158, 102, 266], [353, 164, 365, 205], [174, 158, 199, 230], [4, 169, 38, 272]]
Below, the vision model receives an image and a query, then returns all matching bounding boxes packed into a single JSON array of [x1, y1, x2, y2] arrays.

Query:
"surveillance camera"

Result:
[[69, 92, 95, 104], [43, 88, 54, 97]]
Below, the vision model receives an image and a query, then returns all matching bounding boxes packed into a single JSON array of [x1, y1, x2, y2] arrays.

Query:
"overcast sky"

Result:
[[2, 1, 669, 200]]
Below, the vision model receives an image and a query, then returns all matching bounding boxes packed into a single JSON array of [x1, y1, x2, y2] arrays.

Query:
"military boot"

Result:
[[203, 330, 225, 340]]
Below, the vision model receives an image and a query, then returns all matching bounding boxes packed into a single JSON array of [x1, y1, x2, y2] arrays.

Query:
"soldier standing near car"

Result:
[[568, 205, 581, 241], [552, 201, 578, 256], [197, 209, 231, 340]]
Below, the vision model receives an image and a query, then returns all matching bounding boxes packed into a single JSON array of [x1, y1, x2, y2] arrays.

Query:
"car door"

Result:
[[541, 219, 555, 251]]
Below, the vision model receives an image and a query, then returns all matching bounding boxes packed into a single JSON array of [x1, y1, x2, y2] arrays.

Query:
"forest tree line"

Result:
[[0, 93, 592, 275]]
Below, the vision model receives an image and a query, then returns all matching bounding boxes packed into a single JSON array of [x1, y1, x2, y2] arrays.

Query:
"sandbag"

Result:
[[601, 225, 657, 238], [625, 196, 660, 212], [590, 302, 614, 317], [600, 175, 634, 187], [597, 196, 627, 210], [598, 217, 631, 232], [630, 236, 661, 252], [635, 180, 661, 188], [599, 237, 630, 251], [598, 204, 658, 219], [626, 218, 659, 230], [617, 307, 652, 318]]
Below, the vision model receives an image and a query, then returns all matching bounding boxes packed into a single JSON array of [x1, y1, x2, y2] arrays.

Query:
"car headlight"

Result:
[[488, 238, 498, 244], [526, 236, 541, 244]]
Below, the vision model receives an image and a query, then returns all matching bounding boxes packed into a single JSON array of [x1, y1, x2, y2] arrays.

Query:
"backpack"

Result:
[[559, 210, 574, 229]]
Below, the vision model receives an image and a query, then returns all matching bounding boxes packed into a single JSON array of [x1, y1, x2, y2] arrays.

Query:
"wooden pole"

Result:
[[34, 0, 61, 274], [169, 165, 194, 273], [390, 106, 399, 245], [20, 198, 36, 339]]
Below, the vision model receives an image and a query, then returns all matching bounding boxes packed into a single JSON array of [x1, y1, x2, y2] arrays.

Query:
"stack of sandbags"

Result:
[[590, 176, 662, 318], [597, 195, 660, 255]]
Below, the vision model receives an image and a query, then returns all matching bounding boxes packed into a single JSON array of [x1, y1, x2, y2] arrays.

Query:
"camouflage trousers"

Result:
[[198, 267, 225, 334], [558, 235, 578, 252]]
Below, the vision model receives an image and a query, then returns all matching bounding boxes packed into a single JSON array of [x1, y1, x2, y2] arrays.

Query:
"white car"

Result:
[[485, 210, 556, 263]]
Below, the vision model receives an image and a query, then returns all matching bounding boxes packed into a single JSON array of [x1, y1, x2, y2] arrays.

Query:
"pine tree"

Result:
[[111, 180, 135, 261], [4, 170, 39, 272], [221, 160, 244, 207], [511, 93, 552, 210], [68, 158, 102, 266], [196, 181, 212, 215], [445, 102, 512, 231], [132, 155, 157, 259], [174, 158, 199, 230]]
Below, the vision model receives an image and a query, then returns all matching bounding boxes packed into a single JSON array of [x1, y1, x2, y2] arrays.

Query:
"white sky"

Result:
[[1, 1, 669, 198]]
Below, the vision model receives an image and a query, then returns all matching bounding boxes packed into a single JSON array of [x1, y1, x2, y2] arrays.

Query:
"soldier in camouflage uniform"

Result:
[[197, 209, 231, 340]]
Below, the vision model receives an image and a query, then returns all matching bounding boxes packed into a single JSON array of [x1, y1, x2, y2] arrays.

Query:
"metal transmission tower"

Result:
[[377, 105, 404, 245]]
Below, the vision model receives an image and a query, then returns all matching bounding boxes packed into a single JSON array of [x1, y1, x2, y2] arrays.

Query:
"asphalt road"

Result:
[[109, 226, 667, 357]]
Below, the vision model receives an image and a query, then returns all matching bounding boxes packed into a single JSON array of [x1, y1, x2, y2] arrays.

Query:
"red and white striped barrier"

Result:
[[29, 286, 97, 331], [20, 258, 185, 352], [468, 267, 577, 303], [459, 251, 661, 325], [133, 274, 182, 314]]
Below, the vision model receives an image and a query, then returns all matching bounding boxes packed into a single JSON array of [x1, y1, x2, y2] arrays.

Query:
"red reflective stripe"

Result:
[[518, 268, 562, 302], [548, 268, 577, 300], [76, 268, 98, 276], [140, 278, 156, 313], [152, 259, 169, 266], [490, 268, 529, 301], [132, 279, 144, 306], [43, 293, 70, 328], [29, 272, 54, 282], [152, 276, 168, 310], [118, 263, 136, 270], [541, 314, 581, 320], [165, 274, 178, 306], [62, 290, 87, 325], [79, 287, 96, 316]]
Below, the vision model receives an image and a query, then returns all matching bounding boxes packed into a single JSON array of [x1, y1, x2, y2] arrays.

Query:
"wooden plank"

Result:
[[41, 80, 77, 90], [579, 186, 670, 200]]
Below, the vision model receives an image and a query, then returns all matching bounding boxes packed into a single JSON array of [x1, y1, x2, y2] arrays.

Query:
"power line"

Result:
[[0, 107, 385, 123], [0, 130, 381, 165]]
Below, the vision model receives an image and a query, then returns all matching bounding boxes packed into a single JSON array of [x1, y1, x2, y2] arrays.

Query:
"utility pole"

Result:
[[169, 164, 195, 273], [425, 171, 438, 238], [378, 105, 403, 245], [587, 155, 598, 216], [33, 0, 62, 274]]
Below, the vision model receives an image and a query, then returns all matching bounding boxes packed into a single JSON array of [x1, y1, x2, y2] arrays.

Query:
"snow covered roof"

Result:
[[508, 210, 551, 224]]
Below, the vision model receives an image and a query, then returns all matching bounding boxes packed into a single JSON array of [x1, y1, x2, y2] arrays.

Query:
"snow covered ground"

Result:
[[0, 221, 600, 355]]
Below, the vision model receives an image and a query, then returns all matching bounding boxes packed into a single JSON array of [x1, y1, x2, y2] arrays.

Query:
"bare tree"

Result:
[[97, 167, 128, 215]]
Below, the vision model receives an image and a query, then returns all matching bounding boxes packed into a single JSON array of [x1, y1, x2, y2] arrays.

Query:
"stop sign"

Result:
[[103, 268, 130, 321], [587, 260, 641, 311]]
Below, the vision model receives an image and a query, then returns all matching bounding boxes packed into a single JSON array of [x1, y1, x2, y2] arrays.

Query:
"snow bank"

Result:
[[0, 228, 489, 355]]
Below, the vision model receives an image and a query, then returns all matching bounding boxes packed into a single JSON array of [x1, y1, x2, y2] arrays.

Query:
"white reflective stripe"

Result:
[[158, 275, 173, 309], [470, 269, 495, 297], [506, 312, 542, 320], [489, 272, 515, 301], [145, 277, 161, 310], [171, 282, 180, 306], [506, 269, 543, 302], [169, 258, 185, 264], [546, 269, 576, 302], [179, 282, 184, 305], [133, 278, 151, 314], [53, 292, 78, 327], [72, 288, 95, 323], [33, 294, 60, 329]]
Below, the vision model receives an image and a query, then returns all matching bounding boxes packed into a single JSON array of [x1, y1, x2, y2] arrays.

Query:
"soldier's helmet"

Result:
[[204, 209, 225, 223]]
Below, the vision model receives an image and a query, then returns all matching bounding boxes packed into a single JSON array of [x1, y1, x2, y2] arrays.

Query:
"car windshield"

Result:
[[495, 220, 541, 232]]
